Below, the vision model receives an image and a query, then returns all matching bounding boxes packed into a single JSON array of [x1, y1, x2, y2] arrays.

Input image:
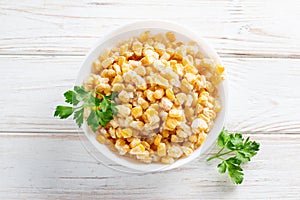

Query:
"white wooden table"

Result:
[[1, 1, 300, 199]]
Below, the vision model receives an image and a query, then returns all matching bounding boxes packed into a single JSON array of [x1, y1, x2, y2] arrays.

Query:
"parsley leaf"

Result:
[[87, 110, 99, 132], [73, 108, 84, 127], [217, 161, 227, 173], [54, 86, 118, 131], [64, 90, 79, 105], [207, 129, 260, 184], [54, 106, 73, 119], [99, 96, 109, 112]]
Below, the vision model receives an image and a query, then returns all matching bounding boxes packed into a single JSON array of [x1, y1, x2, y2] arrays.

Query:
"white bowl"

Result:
[[76, 21, 228, 173]]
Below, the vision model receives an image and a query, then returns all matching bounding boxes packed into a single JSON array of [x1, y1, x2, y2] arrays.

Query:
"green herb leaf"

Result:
[[207, 128, 260, 184], [64, 90, 79, 105], [217, 128, 229, 147], [228, 163, 244, 184], [54, 106, 73, 119], [217, 161, 227, 174], [111, 103, 118, 116], [108, 91, 118, 99], [74, 86, 87, 97], [73, 108, 84, 127], [54, 86, 118, 132], [87, 110, 99, 132], [99, 97, 109, 112]]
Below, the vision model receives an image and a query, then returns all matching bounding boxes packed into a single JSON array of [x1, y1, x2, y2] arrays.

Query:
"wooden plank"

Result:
[[1, 55, 300, 133], [0, 0, 299, 57], [0, 133, 299, 199]]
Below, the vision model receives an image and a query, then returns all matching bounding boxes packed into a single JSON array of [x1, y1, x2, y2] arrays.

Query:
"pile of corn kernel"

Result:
[[83, 31, 224, 164]]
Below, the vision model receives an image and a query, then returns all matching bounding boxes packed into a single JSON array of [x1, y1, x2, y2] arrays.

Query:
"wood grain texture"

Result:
[[0, 133, 299, 199], [1, 1, 300, 199], [1, 55, 299, 133], [0, 0, 299, 57]]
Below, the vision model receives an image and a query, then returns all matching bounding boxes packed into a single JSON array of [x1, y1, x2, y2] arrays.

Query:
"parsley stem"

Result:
[[206, 150, 235, 162], [73, 105, 84, 110], [216, 146, 225, 156]]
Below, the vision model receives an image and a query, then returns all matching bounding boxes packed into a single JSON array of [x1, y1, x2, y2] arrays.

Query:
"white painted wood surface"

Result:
[[1, 56, 300, 134], [0, 0, 300, 199], [0, 133, 299, 199]]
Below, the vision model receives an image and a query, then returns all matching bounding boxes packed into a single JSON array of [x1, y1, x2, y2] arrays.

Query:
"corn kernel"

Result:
[[141, 141, 150, 150], [171, 135, 179, 143], [160, 130, 168, 138], [130, 138, 141, 148], [189, 135, 197, 143], [102, 57, 114, 68], [132, 41, 143, 56], [191, 118, 208, 133], [96, 134, 106, 144], [139, 31, 150, 42], [154, 42, 166, 56], [120, 128, 132, 138], [129, 121, 144, 130], [151, 74, 169, 89], [157, 143, 167, 156], [115, 138, 126, 147], [93, 59, 102, 71], [144, 90, 156, 103], [134, 65, 146, 76], [112, 63, 121, 74], [214, 100, 222, 112], [198, 91, 209, 105], [159, 110, 168, 121], [138, 96, 149, 110], [165, 88, 175, 101], [108, 127, 116, 138], [181, 78, 193, 93], [165, 117, 178, 130], [160, 52, 171, 61], [145, 108, 160, 125], [161, 97, 173, 111], [173, 46, 186, 60], [216, 64, 225, 74], [198, 113, 210, 123], [167, 145, 183, 158], [154, 134, 162, 146], [111, 74, 123, 85], [176, 129, 188, 138], [184, 64, 198, 74], [112, 83, 125, 92], [117, 56, 126, 67], [166, 32, 176, 42], [181, 146, 193, 156], [101, 69, 116, 79], [132, 106, 143, 119], [197, 132, 207, 146], [203, 108, 216, 119], [169, 108, 184, 118], [161, 156, 175, 164], [130, 144, 145, 155], [153, 88, 165, 99], [182, 55, 194, 66], [195, 104, 204, 115]]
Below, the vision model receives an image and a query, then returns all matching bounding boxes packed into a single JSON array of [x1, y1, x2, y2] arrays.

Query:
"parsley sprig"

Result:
[[54, 86, 118, 132], [207, 129, 260, 184]]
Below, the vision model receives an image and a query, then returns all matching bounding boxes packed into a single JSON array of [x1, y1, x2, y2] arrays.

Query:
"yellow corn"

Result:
[[166, 88, 175, 101], [165, 117, 178, 130], [96, 134, 106, 144], [157, 143, 167, 156], [120, 128, 132, 138], [132, 106, 143, 119], [154, 134, 162, 146]]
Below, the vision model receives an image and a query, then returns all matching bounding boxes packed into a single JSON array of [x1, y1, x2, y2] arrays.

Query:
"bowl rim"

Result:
[[75, 20, 228, 172]]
